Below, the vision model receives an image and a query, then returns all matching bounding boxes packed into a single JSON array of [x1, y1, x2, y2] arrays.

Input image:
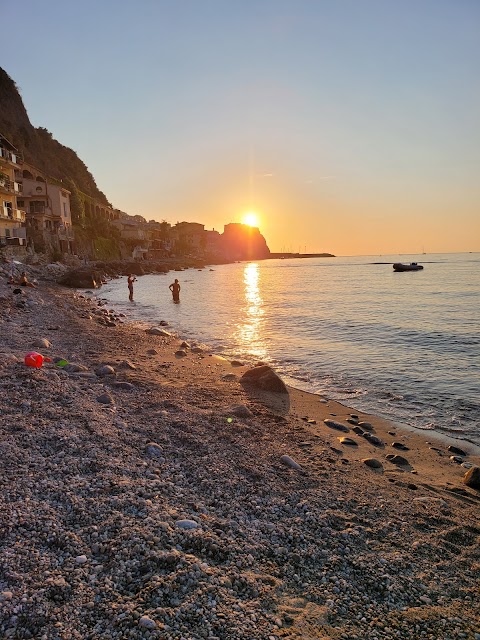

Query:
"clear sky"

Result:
[[2, 0, 479, 255]]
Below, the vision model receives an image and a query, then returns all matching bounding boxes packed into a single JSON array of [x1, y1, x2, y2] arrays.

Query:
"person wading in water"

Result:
[[169, 278, 181, 303], [127, 274, 136, 301]]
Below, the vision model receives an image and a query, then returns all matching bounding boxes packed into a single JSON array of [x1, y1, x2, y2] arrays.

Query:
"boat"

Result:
[[393, 262, 424, 272]]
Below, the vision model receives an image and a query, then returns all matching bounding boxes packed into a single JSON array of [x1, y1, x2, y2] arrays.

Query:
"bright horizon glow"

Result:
[[242, 211, 259, 228], [2, 1, 480, 255]]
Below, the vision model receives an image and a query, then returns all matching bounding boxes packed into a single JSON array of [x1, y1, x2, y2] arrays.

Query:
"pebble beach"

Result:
[[1, 273, 479, 640]]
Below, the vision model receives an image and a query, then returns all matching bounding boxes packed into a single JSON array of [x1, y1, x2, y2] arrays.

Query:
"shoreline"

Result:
[[1, 279, 479, 639], [99, 269, 480, 451]]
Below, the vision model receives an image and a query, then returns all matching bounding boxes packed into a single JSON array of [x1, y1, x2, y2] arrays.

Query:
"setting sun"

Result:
[[242, 211, 259, 227]]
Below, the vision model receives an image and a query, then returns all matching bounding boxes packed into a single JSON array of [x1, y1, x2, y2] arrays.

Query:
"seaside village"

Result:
[[0, 132, 270, 266]]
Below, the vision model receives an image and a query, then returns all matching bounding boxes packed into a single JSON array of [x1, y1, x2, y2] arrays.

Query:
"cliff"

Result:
[[0, 67, 109, 204]]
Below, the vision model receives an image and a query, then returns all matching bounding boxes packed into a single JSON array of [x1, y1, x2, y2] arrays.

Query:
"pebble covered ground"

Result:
[[0, 273, 479, 640]]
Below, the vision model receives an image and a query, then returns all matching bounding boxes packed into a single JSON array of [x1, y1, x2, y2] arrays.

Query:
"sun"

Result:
[[242, 211, 259, 227]]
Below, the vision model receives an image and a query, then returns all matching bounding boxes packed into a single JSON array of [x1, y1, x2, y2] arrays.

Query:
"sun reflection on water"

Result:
[[236, 262, 267, 359]]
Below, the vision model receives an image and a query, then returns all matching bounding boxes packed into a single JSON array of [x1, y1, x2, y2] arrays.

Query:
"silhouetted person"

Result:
[[127, 274, 136, 301], [169, 278, 181, 302]]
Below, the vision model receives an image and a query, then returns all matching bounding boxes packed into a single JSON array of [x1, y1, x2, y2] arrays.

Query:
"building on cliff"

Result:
[[0, 134, 26, 249], [19, 162, 75, 254]]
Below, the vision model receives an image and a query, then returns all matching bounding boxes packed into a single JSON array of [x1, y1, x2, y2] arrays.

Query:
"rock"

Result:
[[119, 359, 136, 369], [0, 591, 13, 601], [386, 454, 409, 466], [352, 426, 365, 436], [138, 616, 157, 630], [110, 381, 135, 391], [347, 417, 359, 425], [280, 455, 303, 471], [145, 442, 163, 458], [448, 445, 466, 456], [180, 341, 190, 348], [364, 433, 384, 446], [413, 497, 448, 506], [241, 365, 288, 394], [191, 346, 204, 353], [363, 458, 383, 470], [95, 364, 115, 376], [97, 393, 113, 404], [324, 419, 350, 433], [75, 555, 88, 565], [392, 442, 409, 450], [230, 360, 244, 366], [63, 363, 88, 373], [175, 349, 187, 357], [338, 437, 358, 446], [146, 327, 171, 336], [176, 519, 199, 530], [32, 337, 51, 349], [146, 349, 158, 355], [222, 373, 237, 381], [58, 269, 101, 289], [450, 455, 464, 464], [463, 466, 480, 490], [358, 421, 373, 430], [230, 404, 253, 418]]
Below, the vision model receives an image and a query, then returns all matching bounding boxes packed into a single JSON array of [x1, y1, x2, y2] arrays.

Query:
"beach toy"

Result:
[[24, 352, 52, 368], [54, 358, 69, 368]]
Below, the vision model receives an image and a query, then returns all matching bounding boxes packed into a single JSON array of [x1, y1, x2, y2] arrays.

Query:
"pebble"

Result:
[[75, 555, 88, 565], [391, 442, 409, 450], [146, 327, 171, 336], [448, 445, 466, 456], [386, 454, 409, 466], [145, 442, 164, 458], [138, 615, 157, 629], [176, 519, 199, 530], [96, 392, 113, 404], [280, 455, 303, 470], [231, 404, 253, 418], [363, 458, 383, 469], [324, 419, 350, 433], [95, 364, 115, 376], [32, 337, 51, 348], [175, 349, 187, 357], [338, 437, 358, 446]]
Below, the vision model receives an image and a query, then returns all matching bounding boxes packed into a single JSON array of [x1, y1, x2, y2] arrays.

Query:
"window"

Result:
[[63, 202, 68, 217], [17, 199, 24, 207]]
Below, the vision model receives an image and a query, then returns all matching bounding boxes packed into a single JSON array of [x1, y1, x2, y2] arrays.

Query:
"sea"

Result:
[[98, 252, 480, 446]]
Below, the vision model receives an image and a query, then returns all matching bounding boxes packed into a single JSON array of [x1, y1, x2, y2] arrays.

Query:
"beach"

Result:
[[1, 277, 479, 640]]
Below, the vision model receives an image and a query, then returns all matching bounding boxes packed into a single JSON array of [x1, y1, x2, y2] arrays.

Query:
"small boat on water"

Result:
[[393, 262, 424, 272]]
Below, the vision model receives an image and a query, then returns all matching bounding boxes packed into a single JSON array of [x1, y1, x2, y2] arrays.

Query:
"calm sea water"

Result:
[[99, 253, 480, 445]]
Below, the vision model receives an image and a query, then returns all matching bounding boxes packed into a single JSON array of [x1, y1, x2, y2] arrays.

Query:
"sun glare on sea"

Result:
[[242, 211, 259, 227]]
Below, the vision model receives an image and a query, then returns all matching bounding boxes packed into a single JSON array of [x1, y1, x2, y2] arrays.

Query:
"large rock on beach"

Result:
[[463, 466, 480, 490], [58, 269, 101, 289], [241, 365, 288, 394]]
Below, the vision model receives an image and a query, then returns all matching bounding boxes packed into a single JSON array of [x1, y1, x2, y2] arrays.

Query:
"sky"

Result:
[[2, 0, 479, 255]]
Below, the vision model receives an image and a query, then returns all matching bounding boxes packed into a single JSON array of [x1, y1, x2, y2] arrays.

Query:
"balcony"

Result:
[[13, 181, 22, 194], [0, 147, 22, 165], [14, 209, 26, 222], [0, 172, 11, 192]]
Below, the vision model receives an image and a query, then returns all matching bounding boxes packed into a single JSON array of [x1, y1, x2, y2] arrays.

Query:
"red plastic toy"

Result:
[[24, 352, 52, 368]]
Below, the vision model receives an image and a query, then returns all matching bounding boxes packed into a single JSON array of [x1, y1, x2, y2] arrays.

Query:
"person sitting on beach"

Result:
[[19, 271, 36, 288], [127, 274, 136, 301], [169, 278, 181, 302]]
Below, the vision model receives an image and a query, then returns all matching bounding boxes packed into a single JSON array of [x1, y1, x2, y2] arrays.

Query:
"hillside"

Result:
[[0, 67, 109, 204]]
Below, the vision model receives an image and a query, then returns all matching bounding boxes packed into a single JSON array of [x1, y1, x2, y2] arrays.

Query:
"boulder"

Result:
[[324, 419, 350, 433], [241, 365, 288, 394], [463, 466, 480, 490], [363, 458, 383, 470], [58, 269, 101, 289]]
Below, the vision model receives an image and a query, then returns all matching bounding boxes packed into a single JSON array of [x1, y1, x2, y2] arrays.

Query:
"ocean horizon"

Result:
[[98, 252, 480, 446]]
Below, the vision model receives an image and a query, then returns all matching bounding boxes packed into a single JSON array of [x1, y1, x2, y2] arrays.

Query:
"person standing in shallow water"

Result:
[[127, 274, 136, 301], [169, 278, 181, 302]]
